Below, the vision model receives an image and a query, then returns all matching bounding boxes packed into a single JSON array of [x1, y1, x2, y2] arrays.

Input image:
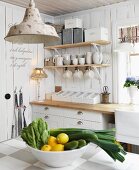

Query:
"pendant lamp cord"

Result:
[[29, 0, 35, 8]]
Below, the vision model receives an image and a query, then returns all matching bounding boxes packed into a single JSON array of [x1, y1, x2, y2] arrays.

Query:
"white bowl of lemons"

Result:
[[27, 143, 88, 167], [27, 133, 89, 167]]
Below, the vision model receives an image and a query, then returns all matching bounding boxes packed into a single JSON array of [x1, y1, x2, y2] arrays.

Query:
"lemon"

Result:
[[57, 133, 69, 144], [48, 136, 57, 147], [51, 144, 64, 151], [41, 145, 51, 151]]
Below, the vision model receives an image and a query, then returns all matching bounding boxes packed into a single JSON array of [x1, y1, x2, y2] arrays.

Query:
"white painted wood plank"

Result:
[[0, 5, 7, 141], [5, 6, 14, 140], [134, 2, 139, 17], [0, 0, 128, 16]]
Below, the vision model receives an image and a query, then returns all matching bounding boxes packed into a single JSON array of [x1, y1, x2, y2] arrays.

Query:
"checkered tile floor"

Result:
[[0, 138, 139, 170]]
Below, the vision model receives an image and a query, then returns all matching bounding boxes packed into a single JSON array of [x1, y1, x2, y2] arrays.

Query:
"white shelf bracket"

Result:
[[53, 48, 61, 55], [93, 67, 103, 92]]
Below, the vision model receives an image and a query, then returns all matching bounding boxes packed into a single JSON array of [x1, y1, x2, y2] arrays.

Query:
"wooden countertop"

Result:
[[30, 100, 139, 114]]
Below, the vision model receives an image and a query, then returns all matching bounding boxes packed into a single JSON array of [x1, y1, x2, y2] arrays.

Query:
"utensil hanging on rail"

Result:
[[19, 88, 27, 128], [11, 88, 18, 138]]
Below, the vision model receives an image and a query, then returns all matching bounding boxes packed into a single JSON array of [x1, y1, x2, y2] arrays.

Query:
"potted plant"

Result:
[[123, 77, 139, 104]]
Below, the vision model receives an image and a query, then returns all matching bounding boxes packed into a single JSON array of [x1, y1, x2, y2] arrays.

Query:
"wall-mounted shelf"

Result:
[[44, 41, 111, 50], [44, 64, 110, 69]]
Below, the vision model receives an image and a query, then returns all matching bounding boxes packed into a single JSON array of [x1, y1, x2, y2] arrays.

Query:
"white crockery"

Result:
[[93, 45, 103, 64], [27, 144, 89, 168], [102, 53, 110, 64], [62, 54, 71, 61], [84, 68, 94, 79], [79, 58, 85, 65], [86, 52, 92, 64], [72, 58, 78, 65], [73, 69, 83, 79], [63, 59, 71, 65], [53, 55, 63, 66], [63, 69, 72, 79]]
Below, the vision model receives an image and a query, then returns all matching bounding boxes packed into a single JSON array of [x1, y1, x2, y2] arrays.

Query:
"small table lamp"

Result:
[[31, 68, 48, 100]]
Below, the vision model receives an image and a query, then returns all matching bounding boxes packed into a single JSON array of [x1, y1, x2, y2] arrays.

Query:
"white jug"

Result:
[[53, 55, 63, 66], [93, 45, 103, 64]]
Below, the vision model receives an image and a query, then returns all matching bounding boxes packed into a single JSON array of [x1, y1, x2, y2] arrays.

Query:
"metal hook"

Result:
[[19, 86, 22, 93], [14, 87, 17, 93]]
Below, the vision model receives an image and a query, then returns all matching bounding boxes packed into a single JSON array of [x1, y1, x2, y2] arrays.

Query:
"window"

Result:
[[129, 54, 139, 77], [116, 48, 139, 104]]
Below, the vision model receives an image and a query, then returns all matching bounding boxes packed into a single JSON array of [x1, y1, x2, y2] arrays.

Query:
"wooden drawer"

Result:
[[33, 112, 64, 129], [64, 109, 103, 122], [32, 105, 64, 116], [32, 106, 103, 122], [63, 117, 104, 130]]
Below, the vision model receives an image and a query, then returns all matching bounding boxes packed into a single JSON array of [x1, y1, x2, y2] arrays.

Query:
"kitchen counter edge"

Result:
[[30, 100, 138, 114]]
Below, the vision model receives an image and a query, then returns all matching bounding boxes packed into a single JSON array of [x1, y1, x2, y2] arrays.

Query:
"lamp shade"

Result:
[[31, 68, 48, 79], [5, 0, 59, 44]]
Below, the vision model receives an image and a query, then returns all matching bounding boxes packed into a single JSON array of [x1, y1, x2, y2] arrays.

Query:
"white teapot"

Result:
[[93, 45, 103, 64]]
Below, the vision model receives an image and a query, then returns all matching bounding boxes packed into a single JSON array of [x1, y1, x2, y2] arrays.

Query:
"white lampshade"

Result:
[[5, 0, 59, 44]]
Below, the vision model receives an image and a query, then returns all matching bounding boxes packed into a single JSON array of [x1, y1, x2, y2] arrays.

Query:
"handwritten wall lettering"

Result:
[[10, 47, 32, 55], [10, 47, 32, 69], [10, 55, 32, 70]]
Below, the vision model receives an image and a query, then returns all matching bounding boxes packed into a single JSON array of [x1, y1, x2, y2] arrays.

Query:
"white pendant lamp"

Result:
[[5, 0, 59, 44]]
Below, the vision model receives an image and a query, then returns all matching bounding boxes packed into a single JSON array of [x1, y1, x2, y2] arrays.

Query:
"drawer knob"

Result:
[[44, 107, 49, 110], [44, 115, 49, 119], [77, 111, 83, 115], [77, 121, 83, 125]]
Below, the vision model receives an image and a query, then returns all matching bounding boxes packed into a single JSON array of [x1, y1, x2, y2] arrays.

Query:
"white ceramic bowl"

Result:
[[27, 144, 89, 168]]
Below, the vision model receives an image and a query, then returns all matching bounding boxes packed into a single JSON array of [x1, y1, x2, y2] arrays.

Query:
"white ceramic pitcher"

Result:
[[93, 45, 103, 64]]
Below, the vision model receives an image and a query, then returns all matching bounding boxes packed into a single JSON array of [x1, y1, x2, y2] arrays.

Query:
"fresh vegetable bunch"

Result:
[[21, 118, 126, 163], [21, 118, 49, 149], [123, 77, 139, 89]]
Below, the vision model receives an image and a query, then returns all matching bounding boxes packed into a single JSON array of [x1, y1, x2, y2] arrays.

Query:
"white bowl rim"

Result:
[[27, 143, 89, 154]]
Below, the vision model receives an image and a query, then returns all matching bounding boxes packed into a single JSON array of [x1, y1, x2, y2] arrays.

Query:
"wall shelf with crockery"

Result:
[[44, 41, 111, 50], [44, 64, 110, 69]]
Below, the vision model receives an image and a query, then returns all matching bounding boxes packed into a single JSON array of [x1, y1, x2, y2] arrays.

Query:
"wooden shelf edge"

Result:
[[44, 64, 110, 69], [44, 41, 111, 50]]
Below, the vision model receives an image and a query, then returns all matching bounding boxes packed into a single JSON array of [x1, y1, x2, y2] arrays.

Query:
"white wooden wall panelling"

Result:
[[0, 1, 54, 141], [5, 6, 15, 139], [12, 7, 32, 125], [134, 2, 139, 17], [53, 0, 139, 101], [0, 5, 7, 141], [44, 49, 55, 93]]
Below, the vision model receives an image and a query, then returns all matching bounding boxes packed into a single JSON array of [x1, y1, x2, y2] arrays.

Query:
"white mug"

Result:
[[79, 58, 85, 65], [73, 69, 83, 79], [53, 55, 63, 66], [84, 68, 94, 79], [62, 54, 71, 61], [72, 58, 78, 65], [63, 69, 72, 79], [86, 52, 92, 64]]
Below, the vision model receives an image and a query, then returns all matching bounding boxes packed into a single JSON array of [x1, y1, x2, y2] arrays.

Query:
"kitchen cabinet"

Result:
[[32, 105, 110, 130], [33, 112, 63, 129], [63, 117, 103, 129]]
